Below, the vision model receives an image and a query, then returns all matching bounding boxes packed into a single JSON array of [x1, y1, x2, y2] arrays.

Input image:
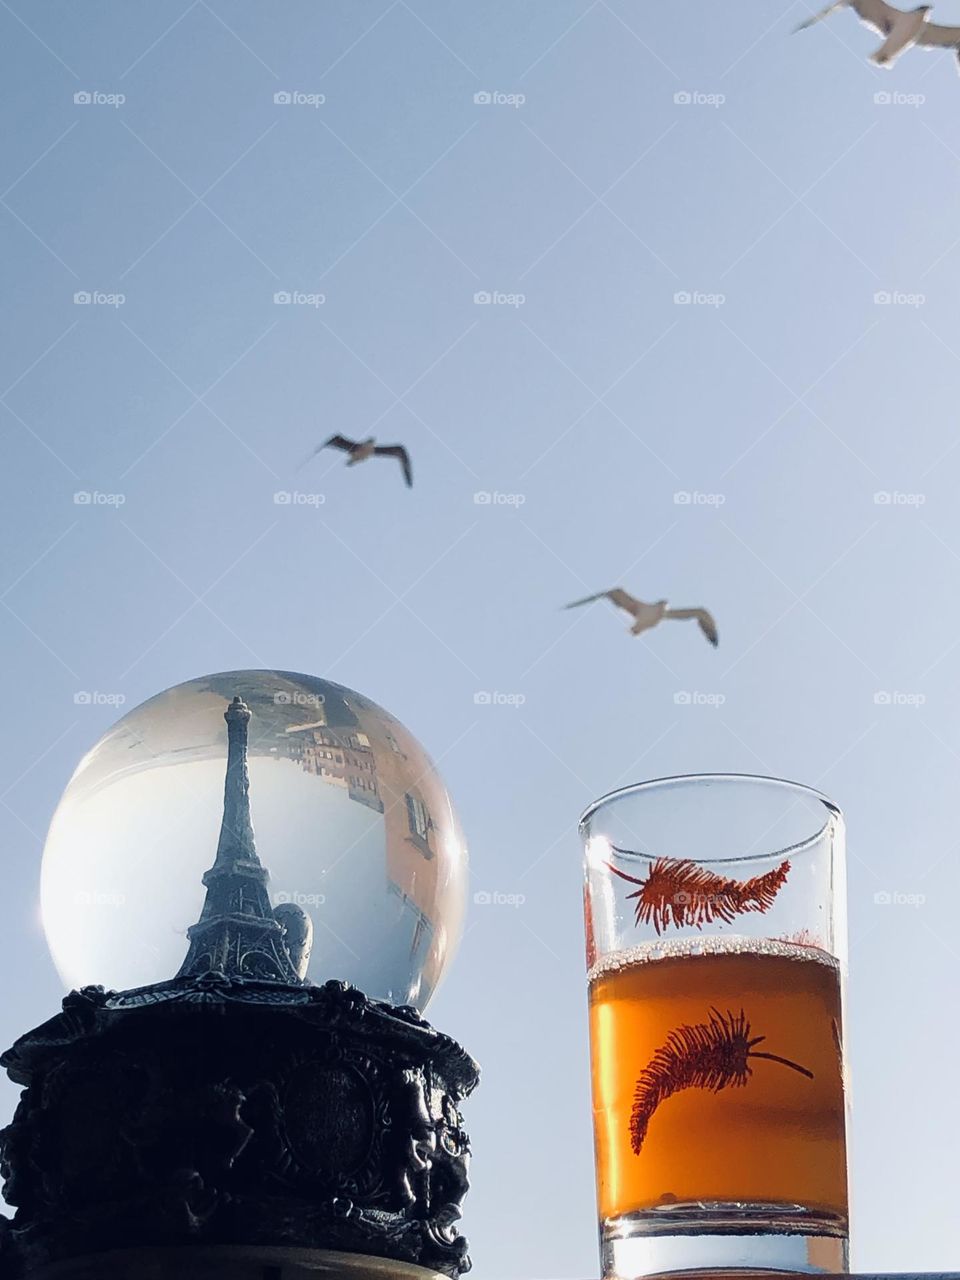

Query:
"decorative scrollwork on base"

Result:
[[0, 977, 478, 1280]]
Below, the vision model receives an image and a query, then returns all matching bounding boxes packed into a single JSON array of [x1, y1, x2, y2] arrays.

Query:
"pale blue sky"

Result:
[[4, 2, 960, 1274]]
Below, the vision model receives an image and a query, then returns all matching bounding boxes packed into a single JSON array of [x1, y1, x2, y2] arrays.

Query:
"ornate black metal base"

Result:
[[0, 977, 478, 1280]]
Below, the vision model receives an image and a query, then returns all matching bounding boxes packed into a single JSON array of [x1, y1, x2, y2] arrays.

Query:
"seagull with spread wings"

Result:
[[300, 435, 413, 488], [564, 588, 718, 648], [795, 0, 960, 71]]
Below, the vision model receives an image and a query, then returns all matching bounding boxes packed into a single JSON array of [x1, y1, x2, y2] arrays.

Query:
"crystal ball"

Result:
[[40, 670, 468, 1010]]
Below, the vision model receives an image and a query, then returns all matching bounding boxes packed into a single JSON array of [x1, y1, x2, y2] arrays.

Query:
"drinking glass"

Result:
[[580, 774, 849, 1278]]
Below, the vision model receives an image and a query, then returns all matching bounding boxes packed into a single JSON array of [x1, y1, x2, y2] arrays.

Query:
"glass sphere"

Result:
[[41, 670, 468, 1010]]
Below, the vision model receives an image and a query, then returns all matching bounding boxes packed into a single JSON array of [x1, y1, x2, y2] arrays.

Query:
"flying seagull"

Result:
[[564, 588, 718, 647], [300, 435, 413, 487], [795, 1, 960, 71]]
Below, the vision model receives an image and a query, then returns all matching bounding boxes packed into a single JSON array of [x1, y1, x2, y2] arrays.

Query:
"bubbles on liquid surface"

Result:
[[587, 935, 841, 986]]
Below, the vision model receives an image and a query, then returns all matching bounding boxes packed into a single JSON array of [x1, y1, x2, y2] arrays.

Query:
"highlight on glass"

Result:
[[580, 774, 849, 1279]]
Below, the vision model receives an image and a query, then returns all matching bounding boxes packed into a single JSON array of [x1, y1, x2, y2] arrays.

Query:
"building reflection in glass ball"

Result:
[[41, 670, 468, 1011]]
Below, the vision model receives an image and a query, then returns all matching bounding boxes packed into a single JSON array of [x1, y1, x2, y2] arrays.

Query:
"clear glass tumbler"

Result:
[[580, 774, 849, 1279]]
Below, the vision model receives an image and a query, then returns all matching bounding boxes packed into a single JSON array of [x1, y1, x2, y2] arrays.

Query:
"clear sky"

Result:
[[3, 2, 960, 1275]]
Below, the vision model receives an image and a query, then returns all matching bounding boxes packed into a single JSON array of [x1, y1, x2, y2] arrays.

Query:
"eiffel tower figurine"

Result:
[[177, 694, 307, 983]]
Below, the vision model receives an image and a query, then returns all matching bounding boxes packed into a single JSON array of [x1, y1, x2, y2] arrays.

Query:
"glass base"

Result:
[[601, 1203, 848, 1279]]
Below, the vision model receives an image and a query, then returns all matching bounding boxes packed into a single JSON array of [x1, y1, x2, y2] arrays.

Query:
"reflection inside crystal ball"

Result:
[[41, 670, 468, 1011]]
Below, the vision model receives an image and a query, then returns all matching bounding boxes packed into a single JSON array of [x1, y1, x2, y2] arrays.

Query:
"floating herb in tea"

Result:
[[630, 1006, 813, 1154], [607, 853, 790, 934]]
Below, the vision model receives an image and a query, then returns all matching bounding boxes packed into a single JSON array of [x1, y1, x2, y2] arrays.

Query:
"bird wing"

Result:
[[915, 20, 960, 47], [324, 434, 358, 453], [565, 587, 642, 614], [563, 590, 610, 609], [663, 606, 719, 647], [375, 444, 413, 487], [297, 434, 356, 471], [849, 0, 902, 35], [794, 1, 849, 33], [605, 588, 643, 615]]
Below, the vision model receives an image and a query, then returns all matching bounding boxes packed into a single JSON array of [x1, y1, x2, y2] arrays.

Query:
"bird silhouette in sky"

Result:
[[300, 434, 413, 487], [564, 588, 719, 647], [795, 0, 960, 72]]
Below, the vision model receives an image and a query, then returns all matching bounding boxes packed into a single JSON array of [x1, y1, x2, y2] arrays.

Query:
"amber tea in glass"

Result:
[[580, 775, 849, 1278]]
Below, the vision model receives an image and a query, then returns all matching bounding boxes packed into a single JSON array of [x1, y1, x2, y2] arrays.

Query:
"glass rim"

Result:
[[578, 772, 843, 866]]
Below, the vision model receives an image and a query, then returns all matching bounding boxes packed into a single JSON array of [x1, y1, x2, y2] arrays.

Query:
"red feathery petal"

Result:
[[611, 857, 791, 935], [630, 1007, 812, 1154]]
